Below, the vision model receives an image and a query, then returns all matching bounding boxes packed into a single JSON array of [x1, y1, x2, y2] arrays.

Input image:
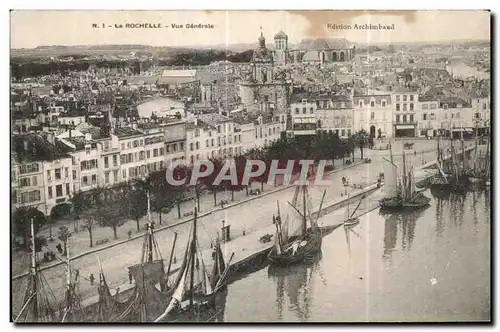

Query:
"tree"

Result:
[[200, 158, 224, 206], [12, 206, 46, 250], [127, 181, 148, 232], [58, 225, 70, 256], [148, 170, 175, 225], [167, 164, 190, 219], [82, 216, 95, 248], [94, 188, 130, 239]]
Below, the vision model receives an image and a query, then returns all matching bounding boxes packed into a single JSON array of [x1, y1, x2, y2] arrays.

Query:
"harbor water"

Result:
[[219, 189, 491, 322]]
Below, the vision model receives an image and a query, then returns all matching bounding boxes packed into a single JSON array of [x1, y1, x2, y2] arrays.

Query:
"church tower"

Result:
[[251, 30, 274, 83], [274, 31, 288, 65]]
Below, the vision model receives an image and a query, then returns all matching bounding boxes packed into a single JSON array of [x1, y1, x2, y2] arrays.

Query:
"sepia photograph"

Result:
[[9, 9, 491, 323]]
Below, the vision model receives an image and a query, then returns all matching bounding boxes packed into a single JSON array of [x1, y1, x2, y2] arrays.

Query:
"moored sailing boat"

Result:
[[154, 208, 233, 322], [344, 194, 362, 227], [379, 150, 431, 210], [430, 136, 452, 195], [268, 185, 325, 267], [13, 219, 58, 323]]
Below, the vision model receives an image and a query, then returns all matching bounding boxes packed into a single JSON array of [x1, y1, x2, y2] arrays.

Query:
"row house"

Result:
[[288, 95, 317, 136], [469, 95, 491, 135], [440, 98, 475, 139], [234, 114, 282, 152], [116, 127, 149, 182], [97, 133, 121, 187], [353, 92, 393, 138], [316, 94, 354, 138], [185, 113, 242, 163], [137, 123, 168, 175], [12, 133, 73, 218], [160, 120, 187, 165], [392, 88, 419, 137]]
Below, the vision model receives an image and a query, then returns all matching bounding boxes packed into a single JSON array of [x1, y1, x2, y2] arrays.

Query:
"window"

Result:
[[403, 95, 407, 102], [422, 104, 428, 110], [85, 147, 91, 154], [402, 104, 407, 111], [396, 104, 400, 111], [348, 129, 351, 136], [302, 107, 306, 114], [396, 115, 400, 123], [195, 142, 199, 150], [139, 151, 145, 160], [476, 113, 481, 119], [371, 112, 375, 120], [396, 95, 400, 102], [20, 190, 40, 204], [410, 95, 414, 102], [133, 140, 139, 148], [140, 139, 144, 146], [370, 101, 375, 107], [359, 100, 363, 107], [105, 171, 110, 184], [80, 159, 98, 170], [410, 103, 414, 111], [443, 104, 448, 109], [211, 139, 214, 147], [483, 103, 487, 110], [122, 169, 127, 180], [430, 103, 436, 110], [403, 115, 407, 123], [295, 108, 299, 114], [66, 183, 70, 196], [113, 170, 118, 182], [47, 170, 51, 181], [195, 129, 200, 137], [48, 186, 53, 199], [160, 147, 164, 156], [260, 128, 263, 138], [91, 174, 97, 184], [341, 129, 346, 136], [113, 155, 118, 166], [206, 140, 209, 148], [410, 115, 414, 122], [104, 156, 109, 168], [423, 114, 427, 120], [19, 163, 39, 174], [55, 168, 61, 180], [217, 125, 221, 133], [127, 142, 131, 149], [153, 149, 159, 157], [381, 100, 386, 107], [146, 150, 151, 158], [180, 142, 184, 150], [310, 108, 314, 114], [56, 184, 63, 197], [190, 143, 194, 151], [121, 143, 125, 150]]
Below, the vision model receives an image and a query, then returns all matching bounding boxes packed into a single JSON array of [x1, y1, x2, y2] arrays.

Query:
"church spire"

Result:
[[258, 26, 265, 47]]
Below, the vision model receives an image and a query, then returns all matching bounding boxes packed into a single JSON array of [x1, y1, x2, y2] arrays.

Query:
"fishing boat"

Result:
[[468, 134, 490, 186], [379, 149, 431, 211], [59, 237, 86, 322], [430, 136, 452, 194], [268, 185, 326, 267], [154, 208, 233, 323], [96, 191, 180, 322], [13, 219, 59, 323]]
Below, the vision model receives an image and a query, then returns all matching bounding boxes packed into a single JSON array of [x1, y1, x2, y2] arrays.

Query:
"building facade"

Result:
[[392, 88, 419, 137], [353, 93, 393, 138]]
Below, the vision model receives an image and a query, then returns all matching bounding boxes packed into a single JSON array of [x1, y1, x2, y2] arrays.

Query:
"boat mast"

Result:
[[461, 139, 465, 174], [402, 151, 407, 201], [165, 232, 178, 284], [30, 218, 38, 320], [301, 186, 307, 236], [189, 208, 197, 307]]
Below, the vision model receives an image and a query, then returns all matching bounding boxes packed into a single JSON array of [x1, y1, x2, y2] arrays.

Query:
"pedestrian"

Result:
[[127, 230, 132, 239], [128, 270, 133, 284], [272, 214, 276, 224], [89, 273, 95, 286], [221, 201, 224, 209], [414, 150, 417, 156], [56, 243, 62, 254]]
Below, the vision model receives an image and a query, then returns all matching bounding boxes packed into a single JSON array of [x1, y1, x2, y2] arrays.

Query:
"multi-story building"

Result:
[[116, 127, 148, 182], [353, 92, 392, 138], [185, 113, 242, 163], [416, 95, 445, 137], [138, 123, 167, 174], [469, 95, 491, 135], [440, 97, 474, 139], [288, 95, 317, 136], [161, 120, 187, 165], [392, 88, 419, 137], [235, 113, 282, 152], [316, 94, 354, 138], [12, 133, 73, 218]]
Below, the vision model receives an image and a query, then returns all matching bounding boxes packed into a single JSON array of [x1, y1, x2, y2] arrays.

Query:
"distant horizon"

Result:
[[10, 10, 490, 49], [10, 37, 491, 52]]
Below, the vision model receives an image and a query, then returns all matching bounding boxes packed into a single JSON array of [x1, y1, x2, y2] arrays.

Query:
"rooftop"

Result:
[[114, 127, 144, 138], [12, 133, 70, 163]]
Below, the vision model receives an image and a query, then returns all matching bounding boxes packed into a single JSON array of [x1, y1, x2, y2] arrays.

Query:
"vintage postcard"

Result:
[[10, 10, 491, 323]]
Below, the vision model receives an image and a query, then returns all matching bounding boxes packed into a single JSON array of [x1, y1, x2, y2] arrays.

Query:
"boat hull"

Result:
[[344, 218, 360, 227], [268, 229, 322, 267], [379, 195, 431, 211]]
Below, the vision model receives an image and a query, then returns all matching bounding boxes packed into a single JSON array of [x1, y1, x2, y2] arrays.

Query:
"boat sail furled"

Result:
[[268, 185, 325, 267], [154, 208, 232, 323], [379, 150, 431, 210], [14, 219, 58, 323]]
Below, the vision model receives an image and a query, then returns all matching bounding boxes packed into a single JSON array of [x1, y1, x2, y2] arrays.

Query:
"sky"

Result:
[[10, 10, 490, 49]]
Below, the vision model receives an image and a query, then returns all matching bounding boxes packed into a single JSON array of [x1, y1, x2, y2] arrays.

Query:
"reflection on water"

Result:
[[267, 252, 322, 322], [223, 190, 490, 322]]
